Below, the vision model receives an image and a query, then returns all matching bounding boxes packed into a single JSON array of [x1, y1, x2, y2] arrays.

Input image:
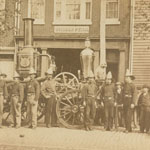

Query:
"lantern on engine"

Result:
[[80, 37, 95, 79]]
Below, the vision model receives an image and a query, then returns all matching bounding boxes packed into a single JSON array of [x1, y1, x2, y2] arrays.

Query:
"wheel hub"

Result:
[[71, 105, 78, 113]]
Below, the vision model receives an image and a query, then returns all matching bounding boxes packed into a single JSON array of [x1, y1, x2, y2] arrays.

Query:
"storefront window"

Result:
[[54, 0, 92, 25]]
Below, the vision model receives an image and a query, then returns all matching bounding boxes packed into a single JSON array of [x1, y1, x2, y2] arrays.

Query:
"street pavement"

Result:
[[0, 125, 150, 150]]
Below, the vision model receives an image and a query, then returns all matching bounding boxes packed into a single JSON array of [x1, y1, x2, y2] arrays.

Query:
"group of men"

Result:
[[0, 67, 150, 134], [0, 67, 57, 129], [82, 69, 150, 133]]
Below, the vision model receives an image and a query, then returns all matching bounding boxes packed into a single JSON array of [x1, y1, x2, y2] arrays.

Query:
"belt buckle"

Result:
[[108, 96, 112, 100]]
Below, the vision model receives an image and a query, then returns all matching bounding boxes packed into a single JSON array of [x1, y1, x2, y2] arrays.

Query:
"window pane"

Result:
[[0, 0, 5, 30], [86, 2, 91, 19], [66, 0, 80, 20], [56, 0, 61, 20], [0, 0, 5, 17], [0, 0, 5, 10], [31, 0, 45, 21], [106, 0, 118, 19]]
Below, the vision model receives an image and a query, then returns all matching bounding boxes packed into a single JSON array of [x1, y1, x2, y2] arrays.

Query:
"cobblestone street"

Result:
[[0, 126, 150, 150]]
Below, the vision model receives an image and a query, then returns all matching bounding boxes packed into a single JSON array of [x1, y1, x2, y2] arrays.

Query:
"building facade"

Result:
[[132, 0, 150, 87], [0, 0, 16, 78], [1, 0, 131, 82]]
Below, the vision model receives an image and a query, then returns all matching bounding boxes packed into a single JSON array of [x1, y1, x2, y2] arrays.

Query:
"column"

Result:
[[99, 0, 107, 79], [41, 48, 48, 77], [118, 50, 125, 82]]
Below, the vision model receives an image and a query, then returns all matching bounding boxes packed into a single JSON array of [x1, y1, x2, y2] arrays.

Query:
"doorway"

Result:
[[106, 49, 119, 82], [48, 48, 82, 77]]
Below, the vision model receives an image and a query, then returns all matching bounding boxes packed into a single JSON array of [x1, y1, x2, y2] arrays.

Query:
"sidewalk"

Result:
[[0, 126, 150, 150]]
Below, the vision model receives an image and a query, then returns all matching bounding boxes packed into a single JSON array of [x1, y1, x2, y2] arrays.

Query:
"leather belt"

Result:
[[12, 94, 19, 97], [27, 93, 35, 96], [88, 95, 95, 98], [104, 96, 113, 100], [125, 94, 132, 98]]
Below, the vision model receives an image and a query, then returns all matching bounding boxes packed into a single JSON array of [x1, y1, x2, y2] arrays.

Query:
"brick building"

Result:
[[0, 0, 16, 78], [1, 0, 132, 82]]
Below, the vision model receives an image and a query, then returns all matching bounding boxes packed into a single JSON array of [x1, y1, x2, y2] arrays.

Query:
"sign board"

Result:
[[54, 26, 89, 33]]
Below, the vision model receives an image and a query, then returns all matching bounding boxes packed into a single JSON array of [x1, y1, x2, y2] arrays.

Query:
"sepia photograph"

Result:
[[0, 0, 150, 149]]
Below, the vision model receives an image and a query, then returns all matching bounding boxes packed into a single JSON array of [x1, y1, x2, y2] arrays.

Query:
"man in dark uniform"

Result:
[[123, 69, 137, 133], [138, 84, 150, 133], [101, 71, 116, 131], [0, 71, 8, 128], [26, 68, 40, 129], [83, 71, 97, 131], [41, 68, 57, 128], [8, 71, 24, 128]]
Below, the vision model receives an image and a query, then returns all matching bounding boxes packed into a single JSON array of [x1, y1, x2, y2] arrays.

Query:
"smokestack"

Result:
[[23, 18, 34, 47]]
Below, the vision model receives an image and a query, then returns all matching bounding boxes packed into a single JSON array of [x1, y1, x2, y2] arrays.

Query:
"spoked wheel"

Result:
[[56, 89, 85, 129], [3, 102, 11, 124], [37, 96, 46, 121], [54, 72, 79, 95]]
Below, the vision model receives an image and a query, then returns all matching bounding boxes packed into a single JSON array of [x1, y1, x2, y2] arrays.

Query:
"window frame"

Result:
[[0, 0, 6, 18], [28, 0, 45, 25], [106, 0, 120, 25], [0, 0, 6, 31], [53, 0, 92, 25]]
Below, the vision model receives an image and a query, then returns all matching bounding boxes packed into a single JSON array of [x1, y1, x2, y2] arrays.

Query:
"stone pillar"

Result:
[[41, 48, 48, 77], [99, 0, 107, 79], [94, 50, 99, 74], [118, 50, 125, 82]]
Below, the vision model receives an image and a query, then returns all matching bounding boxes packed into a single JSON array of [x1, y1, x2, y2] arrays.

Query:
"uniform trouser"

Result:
[[10, 95, 21, 126], [117, 107, 124, 127], [45, 95, 57, 126], [0, 94, 4, 126], [84, 97, 96, 128], [139, 106, 150, 132], [123, 105, 133, 131], [27, 94, 38, 127], [94, 106, 105, 125], [114, 106, 124, 127], [104, 101, 114, 129]]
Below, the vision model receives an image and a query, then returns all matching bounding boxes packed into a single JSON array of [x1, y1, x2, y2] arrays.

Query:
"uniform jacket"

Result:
[[81, 81, 97, 100], [26, 79, 40, 101], [101, 83, 116, 102], [41, 79, 56, 98], [0, 79, 8, 98], [122, 82, 137, 106], [138, 92, 150, 107], [8, 81, 24, 102]]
